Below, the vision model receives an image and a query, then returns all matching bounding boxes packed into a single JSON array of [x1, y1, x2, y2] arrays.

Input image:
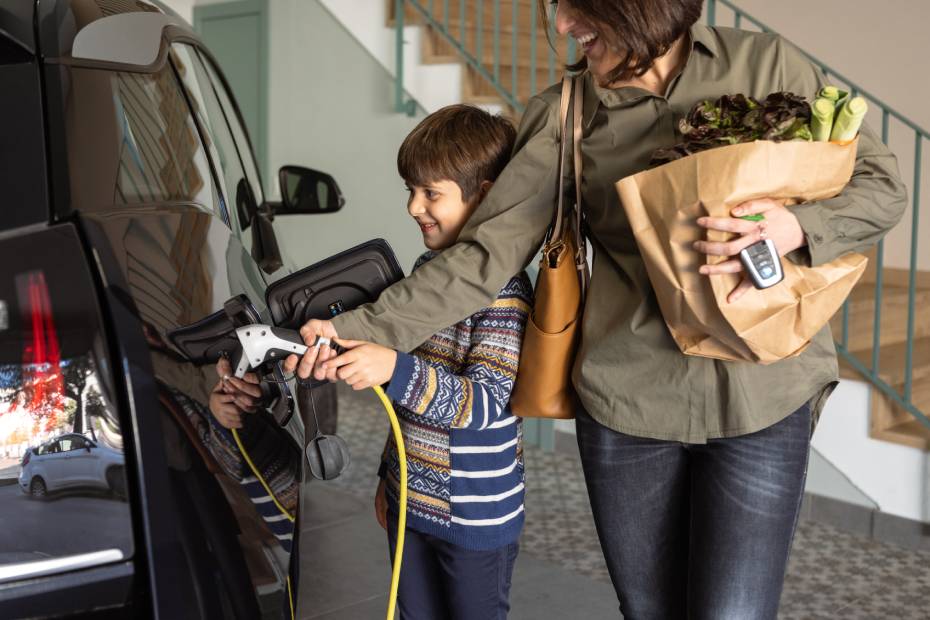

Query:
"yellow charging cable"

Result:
[[372, 385, 407, 620], [231, 384, 407, 620]]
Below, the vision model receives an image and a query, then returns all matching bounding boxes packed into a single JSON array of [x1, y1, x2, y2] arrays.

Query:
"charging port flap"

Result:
[[264, 239, 404, 331]]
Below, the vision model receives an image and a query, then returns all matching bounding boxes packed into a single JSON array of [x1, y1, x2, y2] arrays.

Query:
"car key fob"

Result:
[[739, 239, 784, 289], [736, 214, 783, 290]]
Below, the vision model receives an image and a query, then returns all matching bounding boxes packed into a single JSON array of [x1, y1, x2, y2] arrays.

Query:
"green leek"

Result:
[[818, 86, 845, 103], [810, 97, 835, 142], [830, 96, 868, 141]]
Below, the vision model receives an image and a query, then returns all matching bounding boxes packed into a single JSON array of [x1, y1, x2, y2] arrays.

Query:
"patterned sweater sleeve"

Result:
[[384, 274, 533, 430]]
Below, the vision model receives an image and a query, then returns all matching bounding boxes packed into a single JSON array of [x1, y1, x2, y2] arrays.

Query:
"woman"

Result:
[[286, 1, 907, 617]]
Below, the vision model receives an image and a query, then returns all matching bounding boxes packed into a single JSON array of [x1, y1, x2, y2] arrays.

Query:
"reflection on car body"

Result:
[[18, 432, 125, 498]]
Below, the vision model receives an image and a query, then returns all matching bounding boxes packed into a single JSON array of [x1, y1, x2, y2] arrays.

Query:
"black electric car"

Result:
[[0, 1, 344, 617]]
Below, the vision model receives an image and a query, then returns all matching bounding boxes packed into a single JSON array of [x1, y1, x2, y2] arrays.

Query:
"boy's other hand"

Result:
[[209, 357, 262, 429], [283, 319, 339, 380], [322, 339, 397, 390], [374, 478, 388, 531]]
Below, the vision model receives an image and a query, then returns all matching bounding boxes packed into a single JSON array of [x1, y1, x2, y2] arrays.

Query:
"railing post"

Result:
[[904, 133, 923, 404], [394, 0, 415, 116], [459, 0, 465, 46], [395, 0, 405, 113], [512, 0, 518, 95], [872, 110, 891, 375], [476, 0, 483, 61], [530, 1, 537, 97], [493, 0, 500, 83], [547, 1, 555, 85]]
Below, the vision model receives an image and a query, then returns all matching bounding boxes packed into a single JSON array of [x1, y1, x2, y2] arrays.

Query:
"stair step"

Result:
[[421, 23, 564, 65], [390, 0, 539, 30], [839, 337, 930, 451], [869, 378, 930, 451], [461, 65, 560, 105], [829, 283, 930, 350], [422, 21, 572, 68], [840, 337, 930, 384]]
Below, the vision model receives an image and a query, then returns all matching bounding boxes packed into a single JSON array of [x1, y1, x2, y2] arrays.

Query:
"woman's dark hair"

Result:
[[397, 104, 516, 203], [538, 0, 704, 84]]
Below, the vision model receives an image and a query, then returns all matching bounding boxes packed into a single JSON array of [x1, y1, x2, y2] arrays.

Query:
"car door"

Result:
[[37, 440, 65, 491], [65, 435, 100, 488], [54, 437, 81, 488]]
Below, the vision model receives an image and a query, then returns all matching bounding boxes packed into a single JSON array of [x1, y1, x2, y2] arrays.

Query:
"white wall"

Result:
[[266, 0, 427, 272], [719, 0, 930, 272], [319, 0, 469, 115], [812, 380, 928, 522]]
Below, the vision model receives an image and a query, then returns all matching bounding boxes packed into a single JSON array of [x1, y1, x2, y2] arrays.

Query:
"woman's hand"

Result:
[[321, 339, 398, 391], [374, 478, 388, 531], [209, 357, 263, 429], [694, 198, 806, 303], [282, 319, 339, 381]]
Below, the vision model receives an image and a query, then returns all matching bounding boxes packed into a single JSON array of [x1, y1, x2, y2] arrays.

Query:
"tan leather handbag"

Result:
[[511, 75, 588, 419]]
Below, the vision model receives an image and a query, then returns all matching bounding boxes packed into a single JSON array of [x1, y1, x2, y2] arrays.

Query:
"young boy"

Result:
[[317, 105, 533, 619]]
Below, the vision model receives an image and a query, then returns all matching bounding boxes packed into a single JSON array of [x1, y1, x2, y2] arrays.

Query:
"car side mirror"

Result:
[[276, 166, 345, 215]]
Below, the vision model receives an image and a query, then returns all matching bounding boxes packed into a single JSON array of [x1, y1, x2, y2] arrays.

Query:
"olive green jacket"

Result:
[[334, 24, 907, 442]]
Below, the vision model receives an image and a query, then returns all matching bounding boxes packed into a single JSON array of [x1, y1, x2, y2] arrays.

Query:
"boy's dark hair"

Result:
[[537, 0, 703, 85], [397, 105, 516, 202]]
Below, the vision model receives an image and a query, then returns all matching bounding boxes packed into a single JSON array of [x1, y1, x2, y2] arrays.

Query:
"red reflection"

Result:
[[14, 272, 64, 432]]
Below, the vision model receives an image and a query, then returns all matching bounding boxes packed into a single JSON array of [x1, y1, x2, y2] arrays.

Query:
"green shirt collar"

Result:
[[583, 23, 718, 117]]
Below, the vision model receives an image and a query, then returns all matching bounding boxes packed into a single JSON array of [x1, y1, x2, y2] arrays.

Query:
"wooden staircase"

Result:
[[387, 0, 569, 114], [830, 251, 930, 450]]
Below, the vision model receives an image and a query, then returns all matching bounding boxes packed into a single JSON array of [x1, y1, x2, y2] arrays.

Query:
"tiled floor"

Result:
[[298, 385, 930, 619]]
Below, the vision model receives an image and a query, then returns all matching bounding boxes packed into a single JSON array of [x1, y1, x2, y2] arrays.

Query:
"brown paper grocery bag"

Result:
[[615, 138, 867, 364]]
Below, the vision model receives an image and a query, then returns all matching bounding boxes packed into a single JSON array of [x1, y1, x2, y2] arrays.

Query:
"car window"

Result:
[[66, 65, 223, 220], [171, 44, 260, 247], [197, 50, 265, 215], [0, 231, 132, 577]]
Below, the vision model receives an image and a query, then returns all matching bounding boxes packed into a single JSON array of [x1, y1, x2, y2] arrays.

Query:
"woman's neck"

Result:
[[607, 34, 689, 96]]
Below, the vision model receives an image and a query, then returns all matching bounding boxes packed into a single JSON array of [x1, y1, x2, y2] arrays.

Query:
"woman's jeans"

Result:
[[576, 403, 811, 620]]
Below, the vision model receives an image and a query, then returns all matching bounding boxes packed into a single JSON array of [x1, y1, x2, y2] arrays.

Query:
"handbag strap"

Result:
[[550, 74, 588, 299], [571, 74, 589, 299], [551, 76, 573, 243]]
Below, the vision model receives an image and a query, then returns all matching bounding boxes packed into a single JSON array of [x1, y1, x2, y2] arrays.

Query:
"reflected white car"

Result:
[[18, 434, 125, 499]]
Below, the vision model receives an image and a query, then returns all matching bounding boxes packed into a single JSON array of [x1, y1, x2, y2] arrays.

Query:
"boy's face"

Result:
[[406, 179, 488, 251]]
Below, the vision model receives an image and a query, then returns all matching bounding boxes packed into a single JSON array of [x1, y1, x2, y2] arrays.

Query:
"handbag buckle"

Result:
[[543, 239, 566, 268]]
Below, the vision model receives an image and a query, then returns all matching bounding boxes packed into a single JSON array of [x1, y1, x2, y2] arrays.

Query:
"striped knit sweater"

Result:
[[380, 251, 533, 551]]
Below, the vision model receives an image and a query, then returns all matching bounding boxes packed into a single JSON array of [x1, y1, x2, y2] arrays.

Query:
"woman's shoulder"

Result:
[[702, 24, 820, 93], [705, 24, 812, 72]]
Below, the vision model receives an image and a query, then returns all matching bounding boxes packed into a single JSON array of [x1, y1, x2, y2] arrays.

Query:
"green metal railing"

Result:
[[394, 0, 929, 431]]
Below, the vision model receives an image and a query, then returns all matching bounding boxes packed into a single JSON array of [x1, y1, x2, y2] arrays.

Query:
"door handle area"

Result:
[[251, 213, 283, 275]]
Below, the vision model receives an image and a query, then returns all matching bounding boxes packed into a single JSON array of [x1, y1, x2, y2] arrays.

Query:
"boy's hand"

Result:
[[282, 319, 339, 380], [209, 357, 262, 429], [374, 478, 388, 531], [322, 339, 397, 390]]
